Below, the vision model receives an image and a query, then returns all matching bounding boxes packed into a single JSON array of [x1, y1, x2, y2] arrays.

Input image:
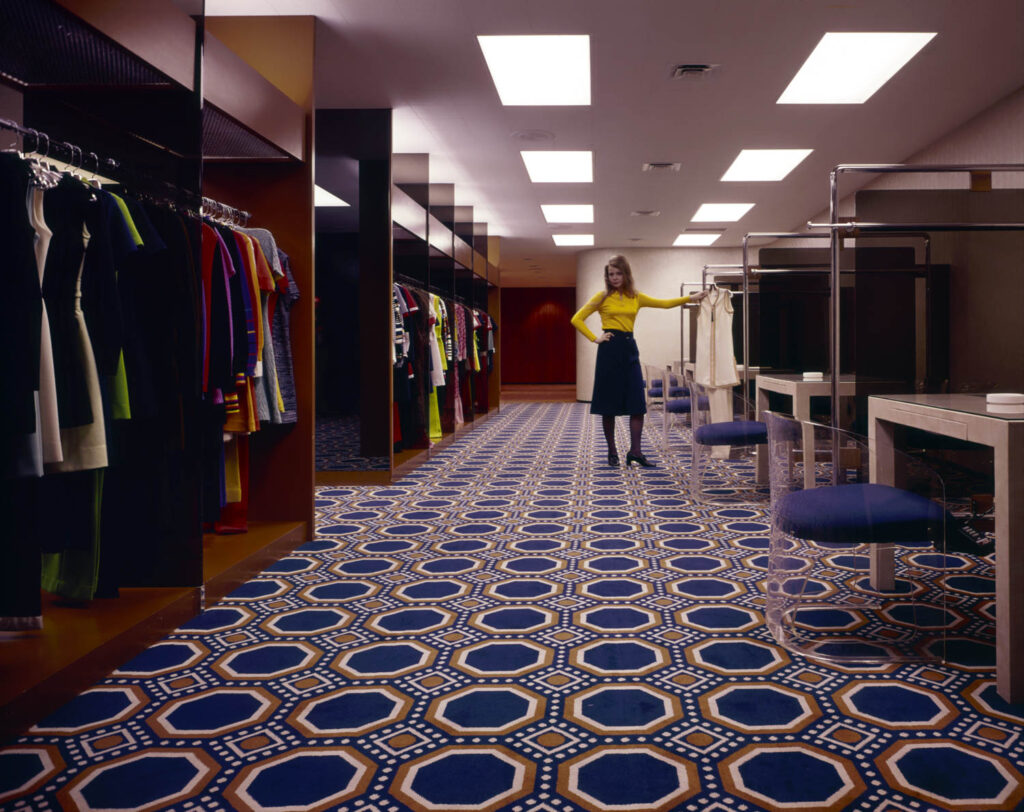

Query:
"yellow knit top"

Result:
[[570, 291, 691, 342]]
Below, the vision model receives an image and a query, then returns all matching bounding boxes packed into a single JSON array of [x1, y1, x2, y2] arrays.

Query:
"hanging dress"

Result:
[[0, 154, 46, 629], [28, 186, 63, 464], [43, 175, 107, 472], [695, 287, 740, 457]]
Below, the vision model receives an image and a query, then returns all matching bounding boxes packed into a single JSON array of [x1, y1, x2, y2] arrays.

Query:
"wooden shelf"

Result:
[[0, 10, 317, 747], [0, 521, 309, 744], [0, 586, 199, 743]]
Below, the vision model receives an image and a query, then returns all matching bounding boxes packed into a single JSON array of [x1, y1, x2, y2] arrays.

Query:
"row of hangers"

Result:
[[684, 282, 746, 300], [1, 117, 249, 226], [1, 119, 113, 192]]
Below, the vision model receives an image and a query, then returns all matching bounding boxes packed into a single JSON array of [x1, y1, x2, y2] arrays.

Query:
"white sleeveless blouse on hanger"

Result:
[[694, 288, 739, 387]]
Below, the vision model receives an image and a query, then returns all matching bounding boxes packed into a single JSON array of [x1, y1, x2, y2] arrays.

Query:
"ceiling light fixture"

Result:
[[778, 32, 936, 104], [553, 234, 594, 246], [721, 149, 813, 181], [314, 185, 350, 207], [673, 233, 722, 246], [692, 203, 754, 222], [542, 204, 594, 223], [521, 151, 593, 183], [478, 35, 591, 106]]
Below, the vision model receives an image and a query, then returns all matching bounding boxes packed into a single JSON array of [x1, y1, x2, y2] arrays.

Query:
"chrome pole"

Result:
[[808, 221, 1024, 232], [829, 169, 842, 484], [701, 263, 743, 289], [741, 236, 751, 419], [834, 162, 1024, 174]]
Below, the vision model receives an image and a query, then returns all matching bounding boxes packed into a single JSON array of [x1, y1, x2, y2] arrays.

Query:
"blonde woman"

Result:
[[571, 255, 705, 467]]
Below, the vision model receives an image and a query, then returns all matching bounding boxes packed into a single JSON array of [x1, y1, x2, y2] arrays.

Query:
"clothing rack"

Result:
[[739, 233, 833, 418], [703, 282, 745, 295], [201, 196, 251, 226], [393, 272, 422, 289], [1, 117, 248, 224], [812, 162, 1024, 429], [738, 229, 935, 420], [394, 274, 466, 304], [700, 263, 743, 290], [1, 116, 119, 175]]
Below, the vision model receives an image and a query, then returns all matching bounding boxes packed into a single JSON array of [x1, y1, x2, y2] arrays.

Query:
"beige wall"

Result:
[[574, 247, 741, 401]]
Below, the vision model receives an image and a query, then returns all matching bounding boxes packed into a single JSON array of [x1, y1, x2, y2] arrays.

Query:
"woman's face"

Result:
[[607, 266, 625, 288]]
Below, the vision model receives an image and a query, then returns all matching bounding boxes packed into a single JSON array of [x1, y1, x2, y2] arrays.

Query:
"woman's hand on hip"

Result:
[[595, 332, 613, 344]]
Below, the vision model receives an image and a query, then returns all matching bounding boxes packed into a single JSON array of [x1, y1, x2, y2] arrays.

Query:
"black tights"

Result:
[[602, 414, 644, 456]]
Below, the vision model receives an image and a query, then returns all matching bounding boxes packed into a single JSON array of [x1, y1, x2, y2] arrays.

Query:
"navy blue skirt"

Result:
[[590, 330, 646, 416]]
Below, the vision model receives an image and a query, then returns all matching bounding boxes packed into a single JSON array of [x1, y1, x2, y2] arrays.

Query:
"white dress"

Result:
[[694, 287, 739, 387], [695, 288, 740, 456]]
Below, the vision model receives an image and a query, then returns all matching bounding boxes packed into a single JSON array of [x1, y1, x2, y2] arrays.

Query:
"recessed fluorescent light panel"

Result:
[[542, 204, 594, 223], [478, 35, 591, 105], [553, 234, 594, 246], [314, 185, 350, 207], [673, 233, 722, 246], [692, 203, 754, 222], [721, 149, 813, 181], [778, 32, 936, 104], [521, 151, 593, 182]]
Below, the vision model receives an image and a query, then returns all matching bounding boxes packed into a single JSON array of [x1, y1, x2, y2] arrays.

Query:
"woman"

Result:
[[571, 255, 704, 467]]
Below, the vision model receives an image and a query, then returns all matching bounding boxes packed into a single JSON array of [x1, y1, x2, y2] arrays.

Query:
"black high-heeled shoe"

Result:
[[626, 452, 656, 468], [607, 452, 620, 467]]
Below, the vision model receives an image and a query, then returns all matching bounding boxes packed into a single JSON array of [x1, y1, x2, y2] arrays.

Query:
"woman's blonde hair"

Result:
[[602, 254, 637, 300]]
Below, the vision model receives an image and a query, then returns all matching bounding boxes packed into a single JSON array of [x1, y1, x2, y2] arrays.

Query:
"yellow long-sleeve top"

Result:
[[570, 291, 691, 342]]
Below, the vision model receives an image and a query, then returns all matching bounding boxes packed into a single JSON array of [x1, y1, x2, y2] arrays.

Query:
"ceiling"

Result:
[[207, 0, 1024, 286]]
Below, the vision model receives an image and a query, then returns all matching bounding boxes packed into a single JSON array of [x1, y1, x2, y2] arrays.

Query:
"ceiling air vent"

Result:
[[641, 162, 681, 173], [511, 128, 555, 143], [671, 63, 717, 79], [630, 210, 661, 217]]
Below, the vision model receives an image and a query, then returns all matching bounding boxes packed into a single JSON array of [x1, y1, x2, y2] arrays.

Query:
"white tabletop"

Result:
[[873, 393, 1024, 421]]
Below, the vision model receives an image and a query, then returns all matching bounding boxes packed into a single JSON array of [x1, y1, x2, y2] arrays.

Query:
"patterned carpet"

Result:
[[316, 415, 390, 471], [3, 401, 1023, 812]]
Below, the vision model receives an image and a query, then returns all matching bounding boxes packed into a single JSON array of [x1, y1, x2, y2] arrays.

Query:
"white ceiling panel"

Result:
[[208, 0, 1024, 284]]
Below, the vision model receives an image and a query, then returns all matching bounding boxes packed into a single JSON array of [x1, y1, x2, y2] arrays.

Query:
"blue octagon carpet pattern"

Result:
[[316, 416, 390, 472], [3, 402, 1024, 811]]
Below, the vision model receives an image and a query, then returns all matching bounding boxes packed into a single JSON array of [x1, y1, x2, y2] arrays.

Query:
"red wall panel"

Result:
[[501, 288, 577, 384]]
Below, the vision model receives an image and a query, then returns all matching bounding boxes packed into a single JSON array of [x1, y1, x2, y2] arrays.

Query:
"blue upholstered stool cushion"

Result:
[[694, 420, 767, 446], [667, 396, 707, 414], [648, 377, 684, 397], [776, 483, 945, 543]]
